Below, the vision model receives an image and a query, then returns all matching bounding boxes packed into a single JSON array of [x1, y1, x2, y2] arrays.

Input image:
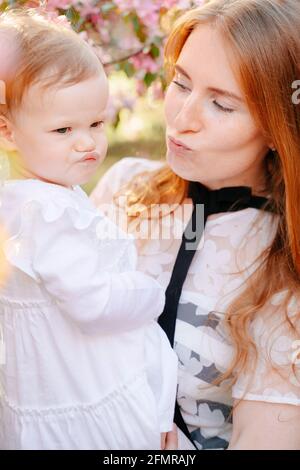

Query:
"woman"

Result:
[[91, 0, 300, 450]]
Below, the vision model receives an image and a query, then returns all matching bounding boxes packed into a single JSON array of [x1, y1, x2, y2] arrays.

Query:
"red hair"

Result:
[[118, 0, 300, 385]]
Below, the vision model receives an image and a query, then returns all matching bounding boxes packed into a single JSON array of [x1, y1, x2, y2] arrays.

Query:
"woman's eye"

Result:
[[172, 80, 189, 91], [213, 100, 234, 113], [91, 121, 104, 128], [55, 127, 71, 134]]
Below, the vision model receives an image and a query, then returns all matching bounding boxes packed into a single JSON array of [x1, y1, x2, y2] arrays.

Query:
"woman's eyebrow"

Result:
[[174, 64, 191, 79], [174, 64, 243, 103]]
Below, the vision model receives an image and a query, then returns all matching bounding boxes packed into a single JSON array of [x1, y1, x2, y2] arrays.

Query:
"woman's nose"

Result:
[[74, 133, 96, 153], [174, 96, 203, 133]]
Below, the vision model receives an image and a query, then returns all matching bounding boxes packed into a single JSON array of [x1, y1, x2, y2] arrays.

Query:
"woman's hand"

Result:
[[161, 423, 178, 450]]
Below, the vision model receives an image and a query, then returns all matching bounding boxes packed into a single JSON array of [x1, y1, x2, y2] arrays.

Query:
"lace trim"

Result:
[[1, 371, 147, 418], [0, 296, 56, 309]]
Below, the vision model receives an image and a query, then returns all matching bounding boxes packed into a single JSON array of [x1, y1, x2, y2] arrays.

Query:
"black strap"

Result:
[[158, 182, 274, 447]]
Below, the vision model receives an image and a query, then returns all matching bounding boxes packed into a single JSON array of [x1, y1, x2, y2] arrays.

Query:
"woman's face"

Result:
[[164, 24, 271, 192]]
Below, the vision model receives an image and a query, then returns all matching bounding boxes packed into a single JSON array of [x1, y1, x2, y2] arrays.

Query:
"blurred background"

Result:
[[0, 0, 204, 193]]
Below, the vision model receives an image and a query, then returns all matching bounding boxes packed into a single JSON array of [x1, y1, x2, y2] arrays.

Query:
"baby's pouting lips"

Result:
[[79, 151, 100, 163]]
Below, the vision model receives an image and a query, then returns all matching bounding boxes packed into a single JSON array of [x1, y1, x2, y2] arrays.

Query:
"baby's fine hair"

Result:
[[0, 8, 103, 114]]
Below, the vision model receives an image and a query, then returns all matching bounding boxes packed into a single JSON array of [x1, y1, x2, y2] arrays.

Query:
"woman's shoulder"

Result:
[[90, 157, 163, 206]]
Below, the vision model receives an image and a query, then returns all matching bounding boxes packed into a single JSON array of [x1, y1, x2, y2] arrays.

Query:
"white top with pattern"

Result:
[[91, 157, 300, 450]]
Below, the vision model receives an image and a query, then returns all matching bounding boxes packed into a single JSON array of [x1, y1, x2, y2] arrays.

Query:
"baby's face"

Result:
[[8, 71, 109, 187]]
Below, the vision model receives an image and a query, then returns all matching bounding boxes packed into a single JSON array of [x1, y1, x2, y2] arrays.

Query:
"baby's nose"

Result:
[[74, 134, 96, 153]]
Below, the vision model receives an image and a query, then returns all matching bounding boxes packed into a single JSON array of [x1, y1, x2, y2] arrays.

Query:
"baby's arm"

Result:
[[28, 207, 165, 335]]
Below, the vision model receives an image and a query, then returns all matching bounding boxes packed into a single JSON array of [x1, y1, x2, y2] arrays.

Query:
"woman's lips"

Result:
[[167, 136, 193, 155]]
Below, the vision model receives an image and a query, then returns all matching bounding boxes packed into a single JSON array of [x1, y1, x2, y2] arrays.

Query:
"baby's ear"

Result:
[[0, 115, 16, 149], [0, 80, 6, 105], [0, 80, 16, 146]]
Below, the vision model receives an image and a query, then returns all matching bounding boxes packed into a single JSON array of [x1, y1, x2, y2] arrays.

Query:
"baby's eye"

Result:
[[91, 121, 104, 128], [55, 127, 72, 134]]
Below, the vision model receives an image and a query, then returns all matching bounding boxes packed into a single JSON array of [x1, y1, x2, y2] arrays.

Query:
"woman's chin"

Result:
[[166, 150, 194, 180]]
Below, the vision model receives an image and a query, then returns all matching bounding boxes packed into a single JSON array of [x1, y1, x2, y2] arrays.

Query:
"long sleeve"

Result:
[[144, 322, 178, 432], [232, 291, 300, 405], [4, 186, 165, 335]]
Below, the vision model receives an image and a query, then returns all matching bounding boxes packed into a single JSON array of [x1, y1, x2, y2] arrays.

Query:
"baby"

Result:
[[0, 9, 177, 450]]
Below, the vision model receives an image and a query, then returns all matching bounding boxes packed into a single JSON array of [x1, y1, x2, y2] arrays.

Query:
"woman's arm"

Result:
[[228, 399, 300, 450]]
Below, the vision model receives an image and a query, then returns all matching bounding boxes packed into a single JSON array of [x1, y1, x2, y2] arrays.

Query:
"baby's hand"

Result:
[[160, 432, 167, 449], [160, 423, 178, 450]]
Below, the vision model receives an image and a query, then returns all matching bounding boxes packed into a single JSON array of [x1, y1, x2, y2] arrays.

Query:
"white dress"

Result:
[[0, 179, 178, 450], [91, 157, 300, 450]]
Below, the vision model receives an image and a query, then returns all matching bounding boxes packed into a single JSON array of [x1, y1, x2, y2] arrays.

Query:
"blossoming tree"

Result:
[[0, 0, 204, 124]]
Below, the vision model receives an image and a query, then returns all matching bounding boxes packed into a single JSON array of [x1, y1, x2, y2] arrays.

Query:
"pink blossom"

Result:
[[161, 0, 178, 8], [114, 1, 163, 33], [46, 12, 72, 29], [114, 0, 139, 12], [136, 80, 146, 96], [105, 93, 136, 124], [46, 0, 71, 10], [114, 0, 159, 22], [105, 95, 119, 123], [163, 0, 204, 9], [121, 34, 142, 51], [149, 80, 164, 100], [140, 10, 159, 31], [77, 1, 102, 20], [130, 53, 159, 74], [176, 0, 192, 8], [97, 20, 112, 44]]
